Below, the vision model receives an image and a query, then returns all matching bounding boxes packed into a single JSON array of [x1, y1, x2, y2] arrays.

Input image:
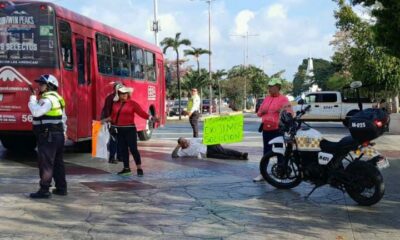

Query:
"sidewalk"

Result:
[[389, 113, 400, 134]]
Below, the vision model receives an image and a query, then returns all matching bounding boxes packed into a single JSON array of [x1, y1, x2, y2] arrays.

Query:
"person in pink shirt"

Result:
[[257, 78, 293, 156]]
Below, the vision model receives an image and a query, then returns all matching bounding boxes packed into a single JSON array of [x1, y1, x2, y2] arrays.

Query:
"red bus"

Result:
[[0, 1, 166, 151]]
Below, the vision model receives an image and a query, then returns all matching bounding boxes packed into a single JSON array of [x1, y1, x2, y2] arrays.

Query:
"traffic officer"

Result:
[[188, 88, 201, 137], [28, 74, 67, 199]]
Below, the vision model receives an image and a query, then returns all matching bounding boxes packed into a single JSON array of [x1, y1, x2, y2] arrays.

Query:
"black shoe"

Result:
[[30, 190, 51, 199], [52, 189, 68, 196], [117, 168, 132, 176], [137, 169, 144, 176], [241, 152, 249, 160], [108, 158, 118, 164]]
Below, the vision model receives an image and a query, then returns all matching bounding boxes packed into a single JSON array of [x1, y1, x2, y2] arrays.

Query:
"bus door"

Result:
[[74, 34, 94, 138]]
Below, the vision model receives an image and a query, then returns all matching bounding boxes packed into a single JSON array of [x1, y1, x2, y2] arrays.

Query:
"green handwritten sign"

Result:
[[203, 113, 244, 145]]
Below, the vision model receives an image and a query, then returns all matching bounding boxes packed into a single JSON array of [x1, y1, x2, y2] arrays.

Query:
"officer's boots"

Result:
[[30, 189, 51, 199]]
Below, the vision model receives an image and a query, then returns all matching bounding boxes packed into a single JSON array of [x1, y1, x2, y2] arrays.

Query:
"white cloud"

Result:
[[234, 10, 255, 35], [158, 14, 182, 39], [266, 4, 287, 19], [46, 0, 336, 81]]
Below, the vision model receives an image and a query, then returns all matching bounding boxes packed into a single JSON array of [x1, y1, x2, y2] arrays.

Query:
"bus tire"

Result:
[[138, 110, 154, 141], [1, 135, 36, 151], [75, 140, 92, 153]]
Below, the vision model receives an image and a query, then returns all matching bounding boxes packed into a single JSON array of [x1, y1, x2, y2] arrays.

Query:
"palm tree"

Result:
[[184, 47, 212, 104], [161, 33, 191, 120], [184, 47, 211, 73], [182, 69, 210, 92]]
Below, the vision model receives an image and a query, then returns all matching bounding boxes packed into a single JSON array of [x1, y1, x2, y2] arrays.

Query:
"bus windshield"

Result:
[[0, 2, 57, 67]]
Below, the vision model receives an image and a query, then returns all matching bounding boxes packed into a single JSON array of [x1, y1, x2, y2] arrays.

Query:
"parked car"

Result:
[[169, 100, 188, 116], [255, 98, 264, 113], [293, 91, 374, 127], [201, 99, 217, 114]]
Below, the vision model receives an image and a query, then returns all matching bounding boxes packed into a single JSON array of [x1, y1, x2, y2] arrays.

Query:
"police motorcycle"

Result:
[[259, 82, 390, 206]]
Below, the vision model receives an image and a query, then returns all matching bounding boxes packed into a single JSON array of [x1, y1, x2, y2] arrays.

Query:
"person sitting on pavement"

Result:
[[172, 137, 248, 160]]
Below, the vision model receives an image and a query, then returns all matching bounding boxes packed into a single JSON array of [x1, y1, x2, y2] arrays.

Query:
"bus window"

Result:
[[130, 46, 145, 80], [0, 3, 57, 67], [112, 39, 130, 77], [95, 33, 112, 75], [145, 51, 156, 82], [87, 41, 92, 85], [76, 38, 85, 85], [59, 21, 73, 70]]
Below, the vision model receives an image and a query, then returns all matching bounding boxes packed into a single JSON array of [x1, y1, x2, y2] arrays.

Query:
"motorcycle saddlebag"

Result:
[[349, 108, 389, 142]]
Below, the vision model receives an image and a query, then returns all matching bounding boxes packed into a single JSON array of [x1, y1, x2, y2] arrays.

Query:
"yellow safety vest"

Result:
[[187, 98, 194, 112], [32, 91, 66, 127], [42, 91, 65, 117]]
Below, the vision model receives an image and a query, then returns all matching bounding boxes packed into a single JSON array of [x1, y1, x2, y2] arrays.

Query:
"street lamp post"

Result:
[[207, 0, 213, 114], [192, 0, 214, 113], [152, 0, 160, 46], [231, 32, 258, 110]]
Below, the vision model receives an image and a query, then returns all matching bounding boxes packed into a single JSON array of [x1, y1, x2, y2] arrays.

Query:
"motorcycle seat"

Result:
[[320, 136, 359, 154]]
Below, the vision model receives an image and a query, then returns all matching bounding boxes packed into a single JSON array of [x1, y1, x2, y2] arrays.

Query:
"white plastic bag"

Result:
[[95, 123, 110, 159]]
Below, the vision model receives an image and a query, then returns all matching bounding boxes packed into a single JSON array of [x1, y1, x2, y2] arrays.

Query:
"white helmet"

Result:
[[35, 74, 59, 88]]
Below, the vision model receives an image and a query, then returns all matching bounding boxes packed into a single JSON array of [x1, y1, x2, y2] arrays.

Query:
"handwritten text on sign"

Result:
[[203, 114, 243, 145]]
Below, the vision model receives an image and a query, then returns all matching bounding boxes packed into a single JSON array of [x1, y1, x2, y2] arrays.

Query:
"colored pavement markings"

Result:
[[66, 165, 110, 175], [81, 180, 156, 192]]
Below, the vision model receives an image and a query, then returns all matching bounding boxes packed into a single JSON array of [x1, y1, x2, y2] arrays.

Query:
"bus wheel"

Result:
[[138, 111, 154, 141], [1, 136, 36, 151], [75, 140, 92, 153]]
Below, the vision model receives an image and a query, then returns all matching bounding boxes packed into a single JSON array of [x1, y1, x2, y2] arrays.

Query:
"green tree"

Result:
[[228, 65, 268, 98], [212, 69, 227, 95], [183, 47, 211, 73], [292, 58, 336, 95], [161, 33, 191, 119], [333, 0, 400, 111], [181, 69, 209, 93], [225, 65, 269, 109], [351, 0, 400, 58]]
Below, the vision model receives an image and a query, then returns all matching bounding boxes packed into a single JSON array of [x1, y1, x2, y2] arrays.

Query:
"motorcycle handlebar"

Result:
[[295, 105, 311, 120]]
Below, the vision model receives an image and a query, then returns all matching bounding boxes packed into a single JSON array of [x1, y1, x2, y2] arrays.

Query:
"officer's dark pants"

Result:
[[189, 111, 200, 138], [206, 144, 243, 159], [116, 126, 141, 169], [36, 131, 66, 192]]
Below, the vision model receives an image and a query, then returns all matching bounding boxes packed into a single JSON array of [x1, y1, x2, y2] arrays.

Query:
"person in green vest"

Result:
[[187, 88, 201, 137], [28, 74, 67, 199]]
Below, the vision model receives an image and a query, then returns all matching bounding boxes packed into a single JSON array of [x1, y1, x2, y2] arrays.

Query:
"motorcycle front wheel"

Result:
[[259, 151, 302, 189], [345, 161, 385, 206]]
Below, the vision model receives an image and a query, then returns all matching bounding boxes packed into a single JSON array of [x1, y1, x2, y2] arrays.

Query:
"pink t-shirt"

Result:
[[257, 94, 292, 131]]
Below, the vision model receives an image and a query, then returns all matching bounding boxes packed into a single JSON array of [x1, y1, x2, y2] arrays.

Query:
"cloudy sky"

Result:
[[48, 0, 341, 80]]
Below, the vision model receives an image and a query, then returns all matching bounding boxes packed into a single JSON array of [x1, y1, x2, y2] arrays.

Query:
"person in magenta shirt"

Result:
[[257, 78, 293, 156], [103, 86, 157, 176]]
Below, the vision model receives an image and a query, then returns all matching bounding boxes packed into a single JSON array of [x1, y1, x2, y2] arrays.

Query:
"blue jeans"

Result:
[[262, 130, 282, 156]]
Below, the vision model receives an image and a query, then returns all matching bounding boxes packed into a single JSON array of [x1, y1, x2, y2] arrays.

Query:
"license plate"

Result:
[[377, 158, 390, 169]]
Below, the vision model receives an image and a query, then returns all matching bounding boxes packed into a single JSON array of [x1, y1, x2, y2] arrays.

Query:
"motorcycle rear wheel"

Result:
[[345, 161, 385, 206], [259, 151, 302, 189]]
